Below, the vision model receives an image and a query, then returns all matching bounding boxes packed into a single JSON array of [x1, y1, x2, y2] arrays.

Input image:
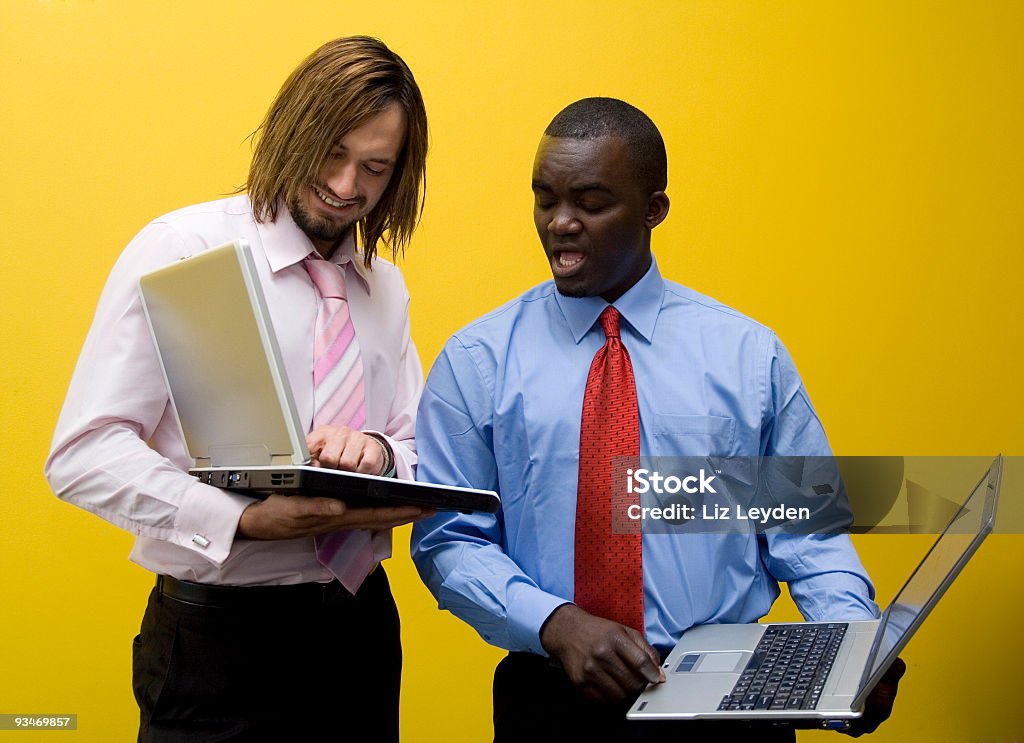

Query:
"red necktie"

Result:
[[574, 306, 644, 634]]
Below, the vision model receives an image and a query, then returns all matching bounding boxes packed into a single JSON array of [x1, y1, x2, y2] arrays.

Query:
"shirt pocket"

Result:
[[651, 413, 737, 456]]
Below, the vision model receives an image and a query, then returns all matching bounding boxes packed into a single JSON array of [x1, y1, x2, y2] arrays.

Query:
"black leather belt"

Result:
[[156, 574, 355, 609]]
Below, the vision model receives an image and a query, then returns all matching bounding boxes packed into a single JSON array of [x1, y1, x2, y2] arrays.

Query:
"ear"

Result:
[[644, 191, 670, 230]]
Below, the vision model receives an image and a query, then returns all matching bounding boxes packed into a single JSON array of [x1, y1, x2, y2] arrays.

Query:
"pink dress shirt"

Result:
[[45, 195, 422, 585]]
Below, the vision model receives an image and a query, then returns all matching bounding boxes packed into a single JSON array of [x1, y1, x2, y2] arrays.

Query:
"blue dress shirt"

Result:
[[411, 259, 878, 657]]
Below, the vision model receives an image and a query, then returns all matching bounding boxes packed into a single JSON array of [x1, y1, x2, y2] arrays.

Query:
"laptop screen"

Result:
[[138, 240, 310, 467], [853, 457, 1002, 706]]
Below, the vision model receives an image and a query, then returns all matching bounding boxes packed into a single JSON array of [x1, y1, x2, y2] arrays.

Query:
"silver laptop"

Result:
[[138, 239, 499, 514], [628, 455, 1002, 730]]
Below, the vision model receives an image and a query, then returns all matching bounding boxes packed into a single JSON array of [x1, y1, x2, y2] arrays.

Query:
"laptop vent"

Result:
[[271, 473, 296, 486]]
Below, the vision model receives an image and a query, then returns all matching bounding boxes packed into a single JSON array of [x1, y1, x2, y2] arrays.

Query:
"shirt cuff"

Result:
[[364, 429, 413, 480], [505, 583, 574, 656], [364, 432, 396, 478], [173, 480, 256, 565]]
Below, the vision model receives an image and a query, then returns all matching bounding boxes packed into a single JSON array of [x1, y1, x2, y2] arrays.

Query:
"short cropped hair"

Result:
[[544, 97, 667, 194], [245, 36, 428, 265]]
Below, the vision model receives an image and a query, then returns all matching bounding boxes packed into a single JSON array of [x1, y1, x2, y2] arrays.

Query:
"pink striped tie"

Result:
[[305, 254, 376, 593]]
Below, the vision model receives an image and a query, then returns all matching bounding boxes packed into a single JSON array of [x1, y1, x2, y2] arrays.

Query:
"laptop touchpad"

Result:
[[676, 652, 747, 673]]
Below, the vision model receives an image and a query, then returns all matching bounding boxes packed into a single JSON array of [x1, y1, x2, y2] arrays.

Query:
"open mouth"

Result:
[[313, 185, 360, 212], [551, 248, 587, 278]]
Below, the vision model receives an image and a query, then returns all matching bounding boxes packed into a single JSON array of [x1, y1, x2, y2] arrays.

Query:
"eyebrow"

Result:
[[531, 179, 612, 195], [329, 145, 396, 166], [569, 183, 612, 195]]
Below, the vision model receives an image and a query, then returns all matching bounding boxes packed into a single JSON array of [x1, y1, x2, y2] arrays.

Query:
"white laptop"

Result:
[[628, 456, 1002, 730], [137, 239, 499, 514]]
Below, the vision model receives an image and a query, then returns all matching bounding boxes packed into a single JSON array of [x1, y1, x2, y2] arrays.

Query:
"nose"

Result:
[[322, 162, 359, 199], [548, 206, 581, 236]]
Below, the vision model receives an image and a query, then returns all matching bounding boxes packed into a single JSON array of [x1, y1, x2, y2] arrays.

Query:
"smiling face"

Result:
[[287, 102, 407, 256], [532, 135, 669, 303]]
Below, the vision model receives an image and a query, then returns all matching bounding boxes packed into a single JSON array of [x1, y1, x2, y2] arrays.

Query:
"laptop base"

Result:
[[190, 465, 499, 513]]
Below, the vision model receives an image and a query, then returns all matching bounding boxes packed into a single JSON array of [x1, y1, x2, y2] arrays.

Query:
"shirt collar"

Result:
[[256, 201, 373, 294], [554, 255, 663, 344]]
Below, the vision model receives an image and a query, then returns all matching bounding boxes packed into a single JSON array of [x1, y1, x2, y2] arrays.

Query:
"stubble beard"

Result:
[[288, 193, 359, 247], [553, 280, 589, 298]]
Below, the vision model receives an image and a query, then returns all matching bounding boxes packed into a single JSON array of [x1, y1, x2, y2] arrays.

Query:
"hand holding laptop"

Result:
[[540, 604, 666, 702], [628, 458, 1000, 728], [237, 493, 432, 540], [238, 423, 433, 540], [839, 657, 905, 737]]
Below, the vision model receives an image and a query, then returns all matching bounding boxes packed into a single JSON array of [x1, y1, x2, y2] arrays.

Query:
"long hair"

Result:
[[244, 37, 427, 266]]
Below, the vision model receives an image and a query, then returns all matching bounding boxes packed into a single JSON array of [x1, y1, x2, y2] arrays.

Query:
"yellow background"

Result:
[[2, 1, 1022, 740]]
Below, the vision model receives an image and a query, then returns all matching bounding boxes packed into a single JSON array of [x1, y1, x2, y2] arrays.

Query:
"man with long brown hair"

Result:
[[46, 37, 429, 741]]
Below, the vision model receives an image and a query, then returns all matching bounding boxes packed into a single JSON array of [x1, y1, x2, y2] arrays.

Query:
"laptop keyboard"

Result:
[[716, 623, 848, 712]]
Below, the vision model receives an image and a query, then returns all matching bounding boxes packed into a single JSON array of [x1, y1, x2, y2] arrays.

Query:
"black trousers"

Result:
[[133, 568, 401, 743], [493, 653, 796, 743]]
